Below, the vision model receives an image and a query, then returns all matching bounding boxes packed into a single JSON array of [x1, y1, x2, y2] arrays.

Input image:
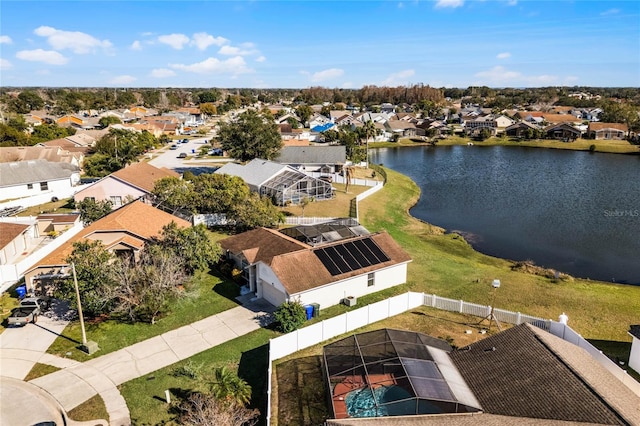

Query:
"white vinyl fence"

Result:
[[266, 292, 640, 425]]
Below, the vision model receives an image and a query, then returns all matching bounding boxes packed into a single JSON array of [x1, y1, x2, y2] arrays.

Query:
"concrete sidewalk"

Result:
[[30, 300, 274, 426]]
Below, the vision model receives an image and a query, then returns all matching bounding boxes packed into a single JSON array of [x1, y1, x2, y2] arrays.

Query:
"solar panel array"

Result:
[[314, 237, 390, 276]]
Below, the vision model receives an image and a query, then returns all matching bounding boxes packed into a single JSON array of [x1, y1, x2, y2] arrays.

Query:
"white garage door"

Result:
[[261, 282, 286, 306]]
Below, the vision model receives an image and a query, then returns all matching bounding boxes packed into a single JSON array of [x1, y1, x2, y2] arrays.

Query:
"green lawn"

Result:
[[46, 270, 241, 361]]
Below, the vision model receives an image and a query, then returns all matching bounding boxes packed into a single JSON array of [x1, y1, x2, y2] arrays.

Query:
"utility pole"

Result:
[[71, 262, 99, 354]]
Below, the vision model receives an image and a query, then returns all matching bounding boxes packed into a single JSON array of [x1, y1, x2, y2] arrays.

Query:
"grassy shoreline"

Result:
[[371, 135, 640, 154]]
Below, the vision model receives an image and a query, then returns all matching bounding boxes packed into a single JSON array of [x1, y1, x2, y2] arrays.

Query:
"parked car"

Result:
[[208, 148, 223, 156], [7, 297, 49, 326], [170, 144, 178, 150], [178, 152, 188, 158], [182, 139, 189, 143]]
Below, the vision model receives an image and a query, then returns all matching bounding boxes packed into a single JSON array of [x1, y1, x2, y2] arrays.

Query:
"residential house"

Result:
[[215, 158, 334, 205], [542, 113, 582, 126], [0, 146, 84, 169], [220, 224, 411, 308], [56, 114, 100, 130], [0, 222, 36, 267], [384, 120, 423, 138], [275, 146, 346, 174], [0, 160, 80, 202], [74, 162, 180, 209], [326, 323, 640, 424], [23, 200, 191, 294], [494, 114, 515, 130], [629, 325, 640, 373], [514, 111, 545, 124], [463, 116, 497, 136], [544, 123, 582, 141], [505, 121, 540, 138], [588, 122, 629, 140], [380, 103, 396, 114], [36, 213, 81, 235], [309, 114, 332, 129]]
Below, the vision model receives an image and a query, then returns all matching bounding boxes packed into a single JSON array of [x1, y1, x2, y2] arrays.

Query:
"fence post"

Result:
[[458, 299, 464, 313], [431, 294, 437, 308], [516, 312, 521, 325]]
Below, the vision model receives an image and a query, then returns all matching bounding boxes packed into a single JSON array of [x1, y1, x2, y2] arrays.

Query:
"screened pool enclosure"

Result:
[[259, 168, 334, 206], [323, 329, 482, 419]]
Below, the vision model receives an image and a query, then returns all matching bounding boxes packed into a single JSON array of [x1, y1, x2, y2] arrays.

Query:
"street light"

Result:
[[71, 262, 99, 354]]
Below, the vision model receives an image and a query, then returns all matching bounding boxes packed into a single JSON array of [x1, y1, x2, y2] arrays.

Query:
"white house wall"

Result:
[[256, 263, 288, 306], [630, 336, 640, 373], [0, 178, 75, 202], [292, 263, 409, 309]]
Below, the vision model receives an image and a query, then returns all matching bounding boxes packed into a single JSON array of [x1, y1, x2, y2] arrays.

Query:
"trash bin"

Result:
[[16, 285, 27, 299], [304, 305, 314, 320], [310, 303, 320, 318]]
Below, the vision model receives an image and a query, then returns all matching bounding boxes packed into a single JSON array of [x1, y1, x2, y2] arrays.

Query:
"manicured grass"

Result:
[[46, 270, 241, 361], [120, 328, 277, 426], [67, 394, 109, 423], [15, 198, 76, 216], [24, 363, 61, 381], [0, 291, 21, 333], [357, 167, 640, 342]]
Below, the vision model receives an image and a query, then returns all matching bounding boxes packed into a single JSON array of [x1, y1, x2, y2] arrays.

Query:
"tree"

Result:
[[299, 196, 311, 217], [152, 176, 195, 212], [196, 90, 220, 104], [177, 392, 259, 426], [233, 192, 284, 231], [150, 222, 221, 274], [217, 110, 282, 161], [295, 105, 313, 127], [199, 103, 217, 116], [273, 300, 307, 332], [76, 198, 113, 224], [210, 366, 252, 405], [98, 116, 122, 128], [55, 240, 118, 318], [191, 174, 251, 214]]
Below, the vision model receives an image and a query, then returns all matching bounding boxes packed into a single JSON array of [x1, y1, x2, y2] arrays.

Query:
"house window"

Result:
[[110, 196, 122, 206], [367, 272, 375, 287], [40, 182, 48, 190], [27, 183, 33, 189]]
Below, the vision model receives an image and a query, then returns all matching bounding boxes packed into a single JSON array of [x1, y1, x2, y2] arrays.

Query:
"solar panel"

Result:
[[314, 237, 391, 276]]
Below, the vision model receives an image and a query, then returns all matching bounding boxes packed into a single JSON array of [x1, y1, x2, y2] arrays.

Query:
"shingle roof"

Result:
[[451, 323, 637, 425], [0, 160, 78, 187], [588, 122, 628, 132], [326, 413, 607, 425], [37, 213, 81, 224], [275, 146, 346, 165], [110, 162, 179, 193], [0, 222, 29, 250], [26, 201, 190, 271], [219, 227, 309, 265], [630, 325, 640, 340]]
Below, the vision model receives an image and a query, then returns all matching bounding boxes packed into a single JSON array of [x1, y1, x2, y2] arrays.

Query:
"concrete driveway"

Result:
[[148, 136, 211, 170]]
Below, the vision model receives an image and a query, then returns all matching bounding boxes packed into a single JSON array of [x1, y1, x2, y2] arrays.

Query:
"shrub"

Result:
[[273, 300, 307, 333]]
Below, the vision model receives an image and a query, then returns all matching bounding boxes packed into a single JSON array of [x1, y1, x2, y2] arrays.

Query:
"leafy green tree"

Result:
[[150, 222, 221, 274], [29, 123, 76, 144], [210, 366, 253, 406], [191, 174, 250, 214], [199, 102, 217, 116], [55, 240, 118, 318], [11, 90, 45, 113], [196, 90, 220, 104], [273, 300, 307, 333], [76, 198, 113, 224], [152, 177, 195, 212], [217, 109, 282, 161], [115, 91, 136, 108], [295, 105, 313, 127], [477, 128, 492, 141], [98, 116, 122, 128], [233, 192, 284, 231], [0, 123, 29, 146]]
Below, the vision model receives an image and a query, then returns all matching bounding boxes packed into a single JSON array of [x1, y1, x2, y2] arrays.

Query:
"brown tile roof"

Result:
[[111, 162, 179, 193], [26, 201, 190, 271], [220, 227, 309, 265], [36, 213, 80, 224], [588, 122, 628, 132], [542, 114, 581, 123], [0, 222, 29, 250], [515, 111, 544, 119], [451, 323, 638, 425]]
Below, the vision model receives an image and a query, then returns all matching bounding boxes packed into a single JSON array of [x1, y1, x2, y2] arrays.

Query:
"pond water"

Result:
[[369, 145, 640, 284]]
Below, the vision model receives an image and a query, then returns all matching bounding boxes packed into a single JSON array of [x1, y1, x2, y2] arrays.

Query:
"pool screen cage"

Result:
[[259, 169, 334, 206], [322, 328, 481, 419]]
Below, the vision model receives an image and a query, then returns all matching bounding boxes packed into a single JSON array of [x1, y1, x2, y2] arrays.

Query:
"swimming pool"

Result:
[[345, 386, 414, 417]]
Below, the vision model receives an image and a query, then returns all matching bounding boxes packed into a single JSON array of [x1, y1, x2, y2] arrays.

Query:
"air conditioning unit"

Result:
[[344, 296, 357, 307]]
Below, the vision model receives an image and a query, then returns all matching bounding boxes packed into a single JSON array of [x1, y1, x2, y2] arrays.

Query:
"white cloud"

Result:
[[474, 66, 561, 86], [191, 32, 228, 50], [506, 0, 517, 5], [0, 58, 12, 70], [380, 69, 415, 86], [311, 68, 344, 82], [398, 2, 405, 8], [218, 44, 258, 56], [0, 36, 12, 44], [434, 0, 464, 9], [16, 49, 68, 65], [158, 33, 190, 50], [255, 55, 266, 63], [150, 68, 176, 78], [600, 8, 619, 16], [131, 40, 142, 51], [34, 26, 112, 54], [170, 56, 253, 75], [109, 75, 137, 85], [496, 52, 511, 59]]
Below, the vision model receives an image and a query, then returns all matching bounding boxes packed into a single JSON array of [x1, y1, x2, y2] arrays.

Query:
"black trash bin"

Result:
[[310, 303, 320, 318]]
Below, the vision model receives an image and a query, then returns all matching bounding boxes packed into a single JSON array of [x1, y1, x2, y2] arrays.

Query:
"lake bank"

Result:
[[357, 167, 640, 342], [370, 136, 640, 155]]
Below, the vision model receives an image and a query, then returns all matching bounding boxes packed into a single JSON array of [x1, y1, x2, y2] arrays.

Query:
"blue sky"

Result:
[[1, 1, 638, 88]]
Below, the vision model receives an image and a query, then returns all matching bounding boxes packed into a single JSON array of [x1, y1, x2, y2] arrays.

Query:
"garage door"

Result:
[[261, 281, 286, 306]]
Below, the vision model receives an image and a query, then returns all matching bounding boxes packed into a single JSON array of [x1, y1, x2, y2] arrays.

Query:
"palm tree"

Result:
[[210, 366, 252, 406], [363, 120, 376, 167]]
